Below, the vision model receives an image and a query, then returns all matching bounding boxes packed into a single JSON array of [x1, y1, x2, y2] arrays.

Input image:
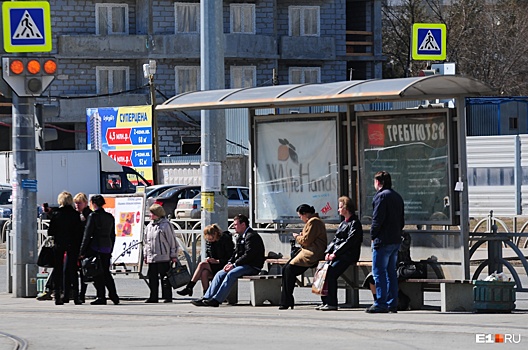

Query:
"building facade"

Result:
[[0, 0, 383, 154]]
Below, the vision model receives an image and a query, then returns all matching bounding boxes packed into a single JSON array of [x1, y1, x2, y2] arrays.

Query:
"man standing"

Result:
[[366, 171, 404, 313], [192, 214, 265, 307]]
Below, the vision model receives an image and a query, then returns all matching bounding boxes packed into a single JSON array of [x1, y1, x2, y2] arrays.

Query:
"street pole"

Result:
[[149, 74, 159, 184], [200, 1, 227, 251], [12, 93, 38, 297]]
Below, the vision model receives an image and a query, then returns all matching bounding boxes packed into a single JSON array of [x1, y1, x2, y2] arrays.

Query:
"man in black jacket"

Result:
[[192, 214, 265, 307]]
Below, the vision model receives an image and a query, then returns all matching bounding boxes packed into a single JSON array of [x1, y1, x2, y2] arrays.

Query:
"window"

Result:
[[175, 66, 200, 94], [96, 3, 128, 35], [96, 66, 129, 94], [230, 66, 256, 88], [230, 4, 255, 34], [509, 117, 518, 130], [468, 167, 515, 186], [289, 6, 320, 36], [175, 2, 200, 33], [288, 67, 320, 84]]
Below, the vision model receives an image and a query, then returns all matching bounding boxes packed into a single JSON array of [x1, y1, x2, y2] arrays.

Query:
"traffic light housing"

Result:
[[2, 57, 56, 97]]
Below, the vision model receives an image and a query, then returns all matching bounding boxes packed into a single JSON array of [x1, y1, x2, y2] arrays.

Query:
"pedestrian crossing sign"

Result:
[[412, 23, 446, 61], [2, 1, 52, 53]]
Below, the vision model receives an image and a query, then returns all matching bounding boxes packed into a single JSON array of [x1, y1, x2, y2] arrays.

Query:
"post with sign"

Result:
[[2, 1, 53, 297]]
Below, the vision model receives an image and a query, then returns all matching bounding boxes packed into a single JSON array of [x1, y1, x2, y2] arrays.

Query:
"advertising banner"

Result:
[[86, 106, 153, 184], [255, 117, 340, 223], [94, 194, 145, 265], [358, 109, 453, 225]]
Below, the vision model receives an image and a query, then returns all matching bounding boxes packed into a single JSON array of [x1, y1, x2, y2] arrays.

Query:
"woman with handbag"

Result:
[[177, 224, 234, 296], [279, 204, 327, 310], [143, 204, 180, 303], [315, 196, 363, 311], [47, 191, 82, 305], [79, 195, 120, 305]]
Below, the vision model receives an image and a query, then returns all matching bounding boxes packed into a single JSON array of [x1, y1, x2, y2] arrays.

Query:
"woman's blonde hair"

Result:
[[57, 191, 73, 207], [203, 223, 222, 240], [73, 192, 88, 203]]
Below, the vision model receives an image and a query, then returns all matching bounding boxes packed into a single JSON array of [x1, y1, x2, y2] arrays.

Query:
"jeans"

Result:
[[204, 265, 259, 303], [372, 243, 400, 309]]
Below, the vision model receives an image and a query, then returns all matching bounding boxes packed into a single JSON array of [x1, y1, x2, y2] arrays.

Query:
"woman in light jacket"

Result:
[[143, 204, 179, 303], [279, 204, 327, 310]]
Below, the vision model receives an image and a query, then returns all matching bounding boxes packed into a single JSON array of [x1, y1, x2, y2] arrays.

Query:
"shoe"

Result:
[[191, 298, 205, 306], [74, 299, 83, 305], [145, 299, 158, 303], [203, 298, 220, 307], [54, 299, 64, 306], [90, 298, 107, 305], [163, 299, 172, 303], [37, 292, 52, 301], [389, 307, 398, 313], [365, 305, 389, 313], [314, 304, 326, 310], [62, 298, 70, 304], [278, 305, 294, 310], [319, 305, 338, 311], [110, 296, 120, 305], [79, 295, 85, 304], [176, 287, 193, 296]]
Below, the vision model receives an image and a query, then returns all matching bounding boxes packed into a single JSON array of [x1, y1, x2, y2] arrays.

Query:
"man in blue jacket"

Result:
[[191, 214, 265, 307], [366, 171, 405, 313]]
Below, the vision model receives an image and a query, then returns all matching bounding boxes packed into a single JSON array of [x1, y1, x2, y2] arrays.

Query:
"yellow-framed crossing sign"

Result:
[[412, 23, 446, 61]]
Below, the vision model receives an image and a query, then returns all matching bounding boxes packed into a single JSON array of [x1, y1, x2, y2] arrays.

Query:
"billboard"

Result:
[[357, 109, 455, 225], [254, 116, 340, 223], [86, 106, 153, 184]]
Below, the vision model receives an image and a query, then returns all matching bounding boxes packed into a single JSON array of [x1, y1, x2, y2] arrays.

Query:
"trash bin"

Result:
[[36, 272, 49, 294], [473, 280, 516, 313]]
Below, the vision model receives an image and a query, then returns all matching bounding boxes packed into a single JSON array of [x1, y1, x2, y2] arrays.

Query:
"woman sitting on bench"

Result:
[[177, 224, 234, 296], [279, 204, 327, 310]]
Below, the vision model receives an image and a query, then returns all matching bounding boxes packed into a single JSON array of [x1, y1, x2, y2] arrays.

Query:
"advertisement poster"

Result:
[[86, 106, 153, 184], [254, 118, 339, 223], [358, 109, 453, 225], [94, 194, 145, 264]]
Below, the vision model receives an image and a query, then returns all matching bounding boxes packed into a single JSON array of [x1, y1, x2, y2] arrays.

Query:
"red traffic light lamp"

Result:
[[2, 57, 57, 97]]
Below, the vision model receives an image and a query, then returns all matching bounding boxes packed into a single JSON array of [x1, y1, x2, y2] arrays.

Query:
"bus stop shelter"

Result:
[[157, 75, 493, 281]]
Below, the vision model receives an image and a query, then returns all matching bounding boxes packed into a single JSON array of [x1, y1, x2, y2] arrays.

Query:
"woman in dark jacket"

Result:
[[316, 196, 363, 311], [47, 191, 82, 305], [79, 195, 120, 305], [74, 192, 92, 303], [177, 224, 234, 296]]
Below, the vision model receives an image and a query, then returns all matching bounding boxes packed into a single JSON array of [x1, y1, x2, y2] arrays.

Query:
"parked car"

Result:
[[175, 186, 249, 219], [144, 184, 184, 215], [152, 185, 201, 219]]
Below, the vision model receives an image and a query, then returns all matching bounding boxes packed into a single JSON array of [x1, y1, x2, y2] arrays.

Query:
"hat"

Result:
[[149, 204, 166, 218]]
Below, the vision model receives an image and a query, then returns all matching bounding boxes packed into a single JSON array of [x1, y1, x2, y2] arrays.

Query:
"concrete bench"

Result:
[[224, 275, 281, 306], [400, 279, 474, 312]]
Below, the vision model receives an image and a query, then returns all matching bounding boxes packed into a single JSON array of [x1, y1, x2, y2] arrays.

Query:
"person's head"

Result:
[[374, 171, 392, 191], [91, 195, 106, 209], [73, 192, 88, 212], [57, 191, 73, 207], [296, 204, 316, 223], [233, 214, 249, 234], [149, 204, 166, 219], [204, 223, 222, 242], [338, 196, 356, 217]]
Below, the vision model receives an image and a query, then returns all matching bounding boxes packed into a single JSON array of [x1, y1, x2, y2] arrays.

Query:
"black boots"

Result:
[[177, 281, 196, 296]]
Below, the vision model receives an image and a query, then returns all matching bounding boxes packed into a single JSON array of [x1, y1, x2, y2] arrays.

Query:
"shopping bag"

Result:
[[82, 255, 103, 282], [312, 261, 329, 296], [166, 261, 191, 289], [37, 237, 55, 268]]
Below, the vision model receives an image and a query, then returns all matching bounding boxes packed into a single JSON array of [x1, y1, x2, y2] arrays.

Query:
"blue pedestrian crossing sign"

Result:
[[2, 1, 52, 53], [412, 23, 446, 61]]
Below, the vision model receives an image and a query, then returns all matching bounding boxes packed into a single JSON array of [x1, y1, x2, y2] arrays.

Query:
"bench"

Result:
[[225, 275, 282, 306], [400, 279, 474, 312]]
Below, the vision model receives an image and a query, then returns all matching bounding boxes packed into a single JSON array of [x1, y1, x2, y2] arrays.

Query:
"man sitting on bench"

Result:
[[191, 214, 265, 307]]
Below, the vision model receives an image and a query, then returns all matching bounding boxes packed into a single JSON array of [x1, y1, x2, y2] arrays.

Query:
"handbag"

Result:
[[397, 261, 427, 280], [312, 261, 329, 296], [166, 261, 191, 289], [82, 255, 104, 282], [37, 237, 55, 268]]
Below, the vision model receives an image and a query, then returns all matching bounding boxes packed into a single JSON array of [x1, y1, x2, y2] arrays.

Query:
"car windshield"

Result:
[[158, 186, 183, 198], [240, 188, 249, 200]]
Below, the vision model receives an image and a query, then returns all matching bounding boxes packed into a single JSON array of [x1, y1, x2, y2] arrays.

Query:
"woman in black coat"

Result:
[[47, 191, 82, 305], [177, 224, 234, 296]]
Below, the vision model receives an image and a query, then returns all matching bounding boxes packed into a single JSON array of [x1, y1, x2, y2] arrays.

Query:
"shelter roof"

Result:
[[157, 75, 494, 112]]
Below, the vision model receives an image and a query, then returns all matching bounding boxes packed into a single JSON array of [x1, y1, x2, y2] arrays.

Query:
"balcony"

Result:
[[346, 30, 373, 57], [280, 36, 335, 60]]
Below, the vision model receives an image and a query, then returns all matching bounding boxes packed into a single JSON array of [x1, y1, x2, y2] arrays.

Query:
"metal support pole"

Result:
[[12, 94, 38, 297], [200, 0, 227, 259], [149, 75, 159, 183]]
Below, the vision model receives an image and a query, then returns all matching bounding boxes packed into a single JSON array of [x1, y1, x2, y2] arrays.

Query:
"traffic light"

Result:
[[418, 69, 436, 76], [2, 57, 57, 97]]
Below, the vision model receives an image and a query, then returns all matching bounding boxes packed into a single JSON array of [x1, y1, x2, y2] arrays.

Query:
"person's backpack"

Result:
[[397, 261, 427, 280]]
